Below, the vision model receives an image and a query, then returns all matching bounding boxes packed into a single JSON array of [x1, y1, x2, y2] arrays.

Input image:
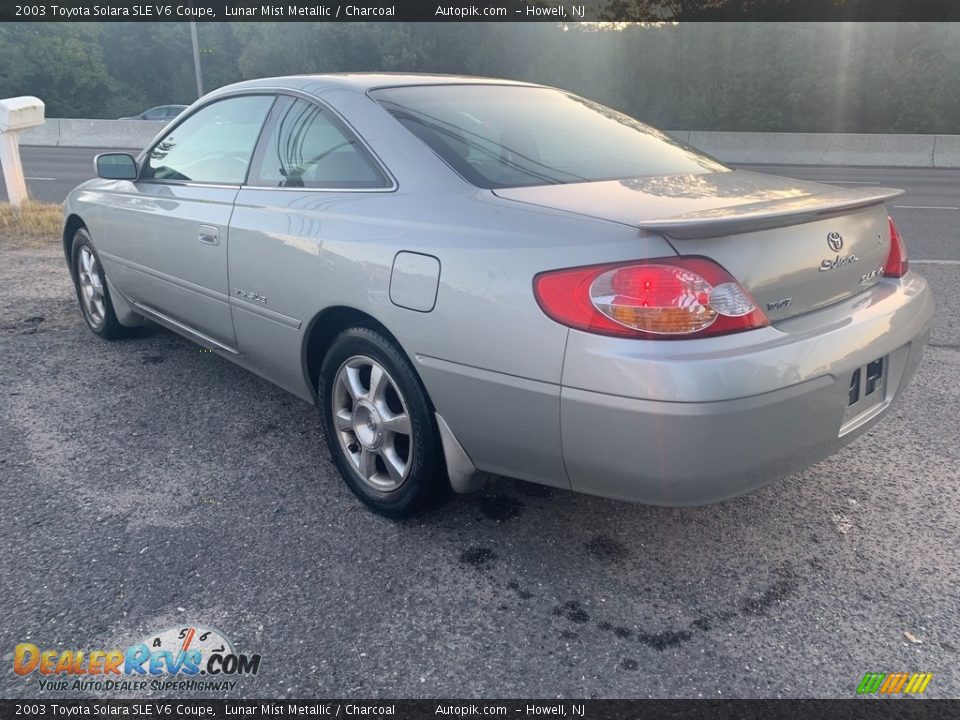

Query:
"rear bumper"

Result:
[[560, 273, 934, 504]]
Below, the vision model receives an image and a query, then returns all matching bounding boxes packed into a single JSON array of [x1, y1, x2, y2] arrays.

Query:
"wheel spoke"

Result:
[[342, 365, 366, 403], [381, 446, 407, 485], [367, 364, 386, 403], [380, 411, 411, 436], [334, 408, 353, 432], [359, 447, 378, 479]]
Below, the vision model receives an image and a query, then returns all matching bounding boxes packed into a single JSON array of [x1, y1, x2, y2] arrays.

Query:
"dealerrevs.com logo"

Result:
[[13, 626, 261, 693]]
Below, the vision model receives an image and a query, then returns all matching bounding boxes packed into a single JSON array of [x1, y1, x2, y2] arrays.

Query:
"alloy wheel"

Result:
[[332, 355, 414, 492], [77, 246, 106, 328]]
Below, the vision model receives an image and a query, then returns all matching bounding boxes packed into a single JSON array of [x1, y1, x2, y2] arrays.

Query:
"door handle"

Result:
[[198, 225, 219, 246]]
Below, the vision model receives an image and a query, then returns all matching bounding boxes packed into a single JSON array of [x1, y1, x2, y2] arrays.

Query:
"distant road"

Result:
[[1, 146, 137, 207], [738, 164, 960, 262], [3, 147, 958, 261]]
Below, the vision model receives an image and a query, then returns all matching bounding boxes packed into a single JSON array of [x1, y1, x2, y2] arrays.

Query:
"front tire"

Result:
[[318, 327, 448, 518], [70, 228, 129, 340]]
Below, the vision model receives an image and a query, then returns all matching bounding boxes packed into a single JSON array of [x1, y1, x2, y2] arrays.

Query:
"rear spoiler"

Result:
[[637, 187, 905, 239]]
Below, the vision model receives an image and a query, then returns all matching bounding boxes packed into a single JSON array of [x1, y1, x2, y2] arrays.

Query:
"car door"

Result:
[[227, 94, 395, 397], [104, 94, 275, 350]]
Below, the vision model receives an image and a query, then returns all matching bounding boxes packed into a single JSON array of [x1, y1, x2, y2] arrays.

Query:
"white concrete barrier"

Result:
[[58, 119, 164, 150], [669, 131, 958, 168], [933, 135, 960, 168], [17, 119, 960, 167], [20, 118, 163, 150], [20, 118, 60, 147]]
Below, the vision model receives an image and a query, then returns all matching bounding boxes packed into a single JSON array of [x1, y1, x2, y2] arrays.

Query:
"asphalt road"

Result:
[[0, 150, 958, 700], [1, 147, 119, 207], [737, 163, 960, 263]]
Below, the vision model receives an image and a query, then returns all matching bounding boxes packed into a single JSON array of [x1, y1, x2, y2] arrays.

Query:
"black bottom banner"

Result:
[[1, 699, 958, 720]]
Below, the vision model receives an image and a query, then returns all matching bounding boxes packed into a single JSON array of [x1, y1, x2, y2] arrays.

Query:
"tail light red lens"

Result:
[[884, 217, 909, 278], [534, 257, 769, 339]]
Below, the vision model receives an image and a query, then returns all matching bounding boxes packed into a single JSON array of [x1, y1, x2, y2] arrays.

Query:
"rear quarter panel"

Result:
[[227, 188, 675, 486]]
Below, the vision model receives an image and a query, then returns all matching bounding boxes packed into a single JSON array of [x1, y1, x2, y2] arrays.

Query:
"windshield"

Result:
[[371, 84, 728, 189]]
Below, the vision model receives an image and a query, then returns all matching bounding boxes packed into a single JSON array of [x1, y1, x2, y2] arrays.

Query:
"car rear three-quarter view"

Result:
[[62, 74, 934, 517]]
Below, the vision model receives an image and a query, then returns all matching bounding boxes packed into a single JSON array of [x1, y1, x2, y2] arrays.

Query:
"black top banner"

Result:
[[2, 0, 960, 22]]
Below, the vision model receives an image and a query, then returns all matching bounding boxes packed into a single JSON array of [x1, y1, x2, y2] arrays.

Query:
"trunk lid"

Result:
[[493, 170, 903, 321]]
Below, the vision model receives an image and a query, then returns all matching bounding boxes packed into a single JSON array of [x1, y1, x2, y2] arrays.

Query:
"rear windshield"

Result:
[[370, 85, 728, 189]]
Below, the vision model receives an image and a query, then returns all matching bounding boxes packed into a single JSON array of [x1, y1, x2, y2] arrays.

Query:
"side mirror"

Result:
[[95, 153, 138, 180]]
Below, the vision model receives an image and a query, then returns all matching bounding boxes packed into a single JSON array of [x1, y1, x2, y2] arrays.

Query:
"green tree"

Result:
[[0, 24, 114, 117]]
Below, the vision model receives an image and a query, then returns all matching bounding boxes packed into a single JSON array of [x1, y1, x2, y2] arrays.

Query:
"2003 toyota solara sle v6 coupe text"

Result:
[[64, 74, 934, 517]]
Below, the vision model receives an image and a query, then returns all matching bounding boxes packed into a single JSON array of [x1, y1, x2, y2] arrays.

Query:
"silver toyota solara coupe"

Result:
[[63, 74, 934, 517]]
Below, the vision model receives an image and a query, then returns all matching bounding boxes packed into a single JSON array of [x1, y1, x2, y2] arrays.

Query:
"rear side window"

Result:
[[141, 95, 274, 184], [371, 85, 727, 189], [248, 97, 388, 189]]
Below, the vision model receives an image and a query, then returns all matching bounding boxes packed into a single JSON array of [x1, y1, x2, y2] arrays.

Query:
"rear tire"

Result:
[[318, 326, 449, 518], [70, 228, 129, 340]]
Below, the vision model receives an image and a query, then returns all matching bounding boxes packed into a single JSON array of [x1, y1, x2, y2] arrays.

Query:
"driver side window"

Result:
[[141, 95, 274, 184], [249, 97, 388, 189]]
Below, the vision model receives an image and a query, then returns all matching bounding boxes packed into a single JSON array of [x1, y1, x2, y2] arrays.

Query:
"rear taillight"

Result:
[[884, 217, 909, 278], [534, 257, 769, 339]]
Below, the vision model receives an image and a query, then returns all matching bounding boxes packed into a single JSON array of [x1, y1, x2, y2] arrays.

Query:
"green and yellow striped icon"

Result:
[[857, 672, 933, 694]]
